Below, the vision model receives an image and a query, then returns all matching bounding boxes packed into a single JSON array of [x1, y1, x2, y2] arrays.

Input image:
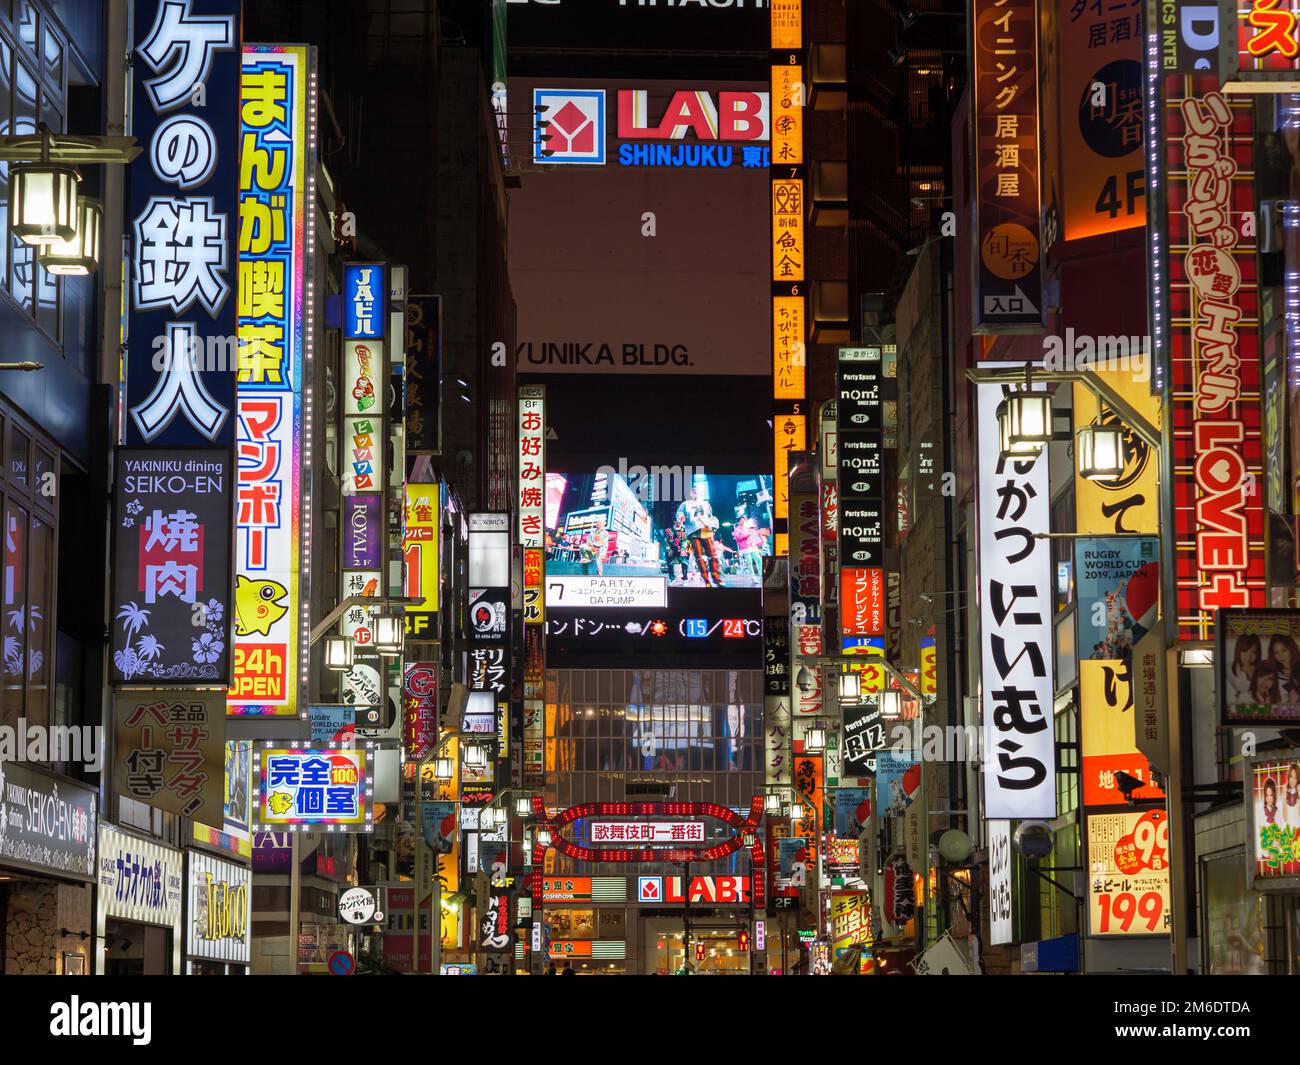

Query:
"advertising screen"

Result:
[[543, 469, 768, 660]]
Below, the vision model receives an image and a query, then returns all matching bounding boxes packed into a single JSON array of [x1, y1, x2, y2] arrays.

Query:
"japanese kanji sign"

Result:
[[126, 0, 241, 446], [97, 824, 184, 928], [1246, 750, 1300, 889], [111, 449, 234, 685], [114, 691, 226, 821], [1058, 0, 1146, 239], [590, 821, 705, 843], [231, 45, 313, 717], [1151, 68, 1266, 639], [403, 662, 439, 761], [976, 384, 1056, 818], [972, 0, 1044, 330], [1086, 809, 1171, 935], [254, 746, 371, 830], [403, 483, 440, 638], [518, 385, 545, 546], [405, 294, 442, 453]]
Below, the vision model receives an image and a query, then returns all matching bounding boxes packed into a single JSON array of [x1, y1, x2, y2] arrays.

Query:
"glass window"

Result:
[[14, 1, 33, 56], [32, 442, 52, 504], [26, 511, 48, 725], [9, 57, 35, 313], [40, 20, 59, 89], [2, 500, 26, 729], [7, 420, 26, 489]]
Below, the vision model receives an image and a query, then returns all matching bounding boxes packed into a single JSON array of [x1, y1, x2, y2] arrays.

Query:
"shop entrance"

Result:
[[103, 919, 173, 975], [645, 918, 760, 975]]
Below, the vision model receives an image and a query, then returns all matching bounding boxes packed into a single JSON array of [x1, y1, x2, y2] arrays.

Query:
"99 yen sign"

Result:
[[1087, 809, 1171, 937]]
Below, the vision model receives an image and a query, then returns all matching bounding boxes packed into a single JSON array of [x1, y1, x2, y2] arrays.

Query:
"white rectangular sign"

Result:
[[988, 819, 1013, 945], [546, 574, 667, 608], [518, 387, 545, 546], [976, 384, 1056, 819], [591, 821, 705, 844]]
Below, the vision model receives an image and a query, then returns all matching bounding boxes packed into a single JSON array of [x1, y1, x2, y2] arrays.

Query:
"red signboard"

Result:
[[1222, 0, 1300, 89], [840, 567, 885, 638], [1162, 81, 1266, 639]]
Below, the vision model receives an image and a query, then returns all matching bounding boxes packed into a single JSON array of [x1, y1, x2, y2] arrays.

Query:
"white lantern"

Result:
[[433, 757, 454, 780], [38, 195, 100, 275], [323, 635, 354, 671], [536, 829, 553, 848], [11, 161, 79, 245], [805, 726, 827, 753], [515, 796, 532, 818], [374, 614, 404, 655], [464, 743, 488, 769], [1076, 423, 1125, 482], [879, 689, 903, 720], [788, 802, 805, 822], [839, 671, 861, 702], [997, 392, 1053, 457], [764, 792, 784, 815]]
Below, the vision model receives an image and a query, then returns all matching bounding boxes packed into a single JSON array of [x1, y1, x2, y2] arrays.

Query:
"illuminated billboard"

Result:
[[231, 44, 314, 716], [1086, 809, 1171, 936], [1147, 13, 1267, 641], [253, 745, 372, 831], [543, 470, 769, 658], [510, 78, 769, 377], [1219, 0, 1300, 90]]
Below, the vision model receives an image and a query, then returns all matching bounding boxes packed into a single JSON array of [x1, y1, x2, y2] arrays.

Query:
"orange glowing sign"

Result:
[[771, 0, 802, 49], [773, 295, 806, 400], [771, 64, 804, 165], [774, 413, 807, 521], [771, 179, 805, 281]]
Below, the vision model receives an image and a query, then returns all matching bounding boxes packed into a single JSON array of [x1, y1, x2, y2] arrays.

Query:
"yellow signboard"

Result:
[[770, 0, 802, 49], [1086, 809, 1171, 937], [1073, 365, 1160, 535], [403, 484, 439, 636]]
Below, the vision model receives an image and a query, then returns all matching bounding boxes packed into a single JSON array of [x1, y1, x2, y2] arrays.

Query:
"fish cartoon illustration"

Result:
[[234, 576, 288, 637], [267, 792, 295, 815]]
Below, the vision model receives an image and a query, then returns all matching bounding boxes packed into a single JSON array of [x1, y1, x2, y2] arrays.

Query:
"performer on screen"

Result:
[[676, 486, 723, 588]]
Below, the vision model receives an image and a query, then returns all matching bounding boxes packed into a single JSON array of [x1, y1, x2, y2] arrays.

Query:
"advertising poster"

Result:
[[230, 45, 312, 717], [841, 701, 886, 775], [829, 891, 872, 974], [1218, 0, 1300, 89], [1217, 609, 1300, 725], [972, 0, 1044, 329], [876, 752, 920, 818], [833, 787, 872, 839], [1057, 0, 1145, 239], [193, 740, 253, 859], [113, 692, 226, 821], [1247, 752, 1300, 888], [1075, 538, 1159, 660], [110, 449, 234, 685], [254, 747, 370, 830], [186, 852, 251, 965], [1086, 809, 1171, 936], [308, 705, 355, 745]]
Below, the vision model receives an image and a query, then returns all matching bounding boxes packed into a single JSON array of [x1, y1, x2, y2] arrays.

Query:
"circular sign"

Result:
[[328, 950, 357, 976], [339, 887, 379, 925]]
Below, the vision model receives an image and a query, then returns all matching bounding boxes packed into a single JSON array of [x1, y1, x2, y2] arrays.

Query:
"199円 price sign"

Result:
[[1087, 809, 1171, 936]]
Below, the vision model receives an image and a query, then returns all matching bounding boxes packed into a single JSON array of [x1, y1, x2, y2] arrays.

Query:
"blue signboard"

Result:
[[343, 263, 387, 340], [125, 0, 241, 448]]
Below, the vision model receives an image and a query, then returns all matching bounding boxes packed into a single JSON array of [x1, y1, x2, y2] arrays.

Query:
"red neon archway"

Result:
[[529, 796, 767, 912]]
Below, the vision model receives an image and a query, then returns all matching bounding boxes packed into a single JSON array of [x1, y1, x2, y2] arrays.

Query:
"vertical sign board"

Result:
[[403, 484, 440, 639], [764, 616, 793, 788], [837, 347, 885, 656], [110, 449, 234, 684], [988, 819, 1014, 945], [1147, 6, 1266, 641], [1058, 0, 1146, 240], [771, 4, 805, 552], [790, 461, 823, 718], [117, 0, 240, 685], [518, 386, 545, 547], [976, 385, 1056, 819], [125, 0, 241, 448], [230, 45, 312, 717], [405, 295, 442, 454], [341, 262, 387, 709], [972, 0, 1045, 330]]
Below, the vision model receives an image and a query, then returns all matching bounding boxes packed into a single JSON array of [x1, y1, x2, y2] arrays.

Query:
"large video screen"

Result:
[[543, 469, 769, 659]]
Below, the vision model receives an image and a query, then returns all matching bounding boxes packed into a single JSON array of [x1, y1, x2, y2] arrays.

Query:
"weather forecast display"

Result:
[[543, 470, 766, 661]]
